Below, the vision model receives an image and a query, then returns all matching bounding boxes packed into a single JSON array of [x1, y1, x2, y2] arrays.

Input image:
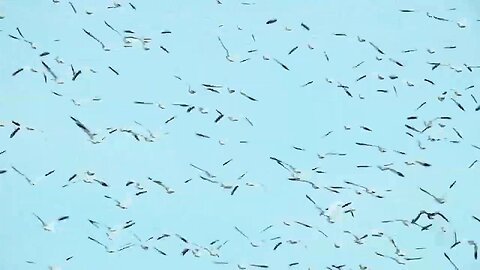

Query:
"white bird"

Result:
[[104, 194, 132, 209], [87, 236, 134, 253], [419, 187, 446, 204], [33, 213, 69, 232], [148, 177, 175, 194], [71, 97, 102, 107], [132, 233, 155, 250], [11, 166, 55, 186], [63, 170, 108, 187], [325, 202, 344, 223]]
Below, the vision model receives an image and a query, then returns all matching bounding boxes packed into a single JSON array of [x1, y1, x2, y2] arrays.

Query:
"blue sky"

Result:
[[1, 0, 480, 269]]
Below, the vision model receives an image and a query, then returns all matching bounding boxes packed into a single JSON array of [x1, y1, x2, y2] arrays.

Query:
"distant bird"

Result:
[[10, 166, 55, 186], [148, 177, 175, 194], [70, 116, 101, 143], [33, 213, 69, 232], [104, 195, 132, 209], [88, 236, 134, 253]]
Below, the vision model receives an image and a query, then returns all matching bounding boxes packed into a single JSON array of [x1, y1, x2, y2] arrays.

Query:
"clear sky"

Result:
[[1, 0, 480, 269]]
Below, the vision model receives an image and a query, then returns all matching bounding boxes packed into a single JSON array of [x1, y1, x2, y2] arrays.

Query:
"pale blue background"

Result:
[[1, 0, 480, 269]]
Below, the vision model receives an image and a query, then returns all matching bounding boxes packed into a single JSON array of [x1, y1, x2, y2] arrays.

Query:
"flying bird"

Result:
[[33, 213, 69, 232]]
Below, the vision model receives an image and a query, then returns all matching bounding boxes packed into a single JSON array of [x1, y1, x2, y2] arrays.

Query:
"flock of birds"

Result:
[[2, 1, 480, 269]]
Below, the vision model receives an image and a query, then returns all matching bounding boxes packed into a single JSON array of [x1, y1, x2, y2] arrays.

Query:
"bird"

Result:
[[33, 213, 69, 232], [87, 236, 134, 253], [104, 195, 133, 209], [70, 116, 97, 141], [10, 166, 55, 186], [148, 177, 175, 194], [419, 187, 446, 204]]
